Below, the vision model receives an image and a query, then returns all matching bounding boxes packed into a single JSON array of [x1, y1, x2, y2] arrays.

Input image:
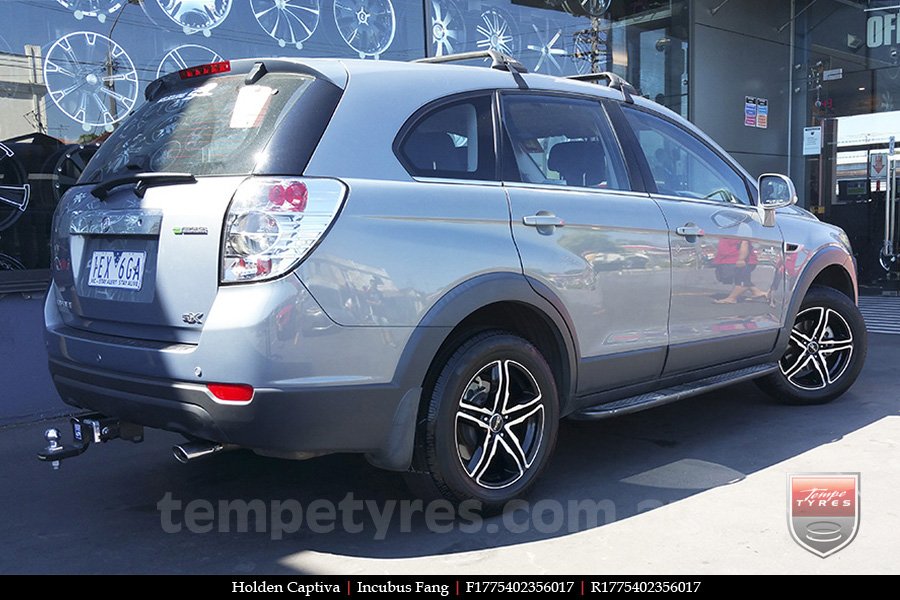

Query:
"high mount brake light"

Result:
[[178, 61, 231, 80]]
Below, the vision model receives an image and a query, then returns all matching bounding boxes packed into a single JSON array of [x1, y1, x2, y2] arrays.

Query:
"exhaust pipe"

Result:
[[173, 440, 236, 464]]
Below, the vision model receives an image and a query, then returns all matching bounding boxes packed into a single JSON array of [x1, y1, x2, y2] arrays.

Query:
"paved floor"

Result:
[[1, 334, 897, 574]]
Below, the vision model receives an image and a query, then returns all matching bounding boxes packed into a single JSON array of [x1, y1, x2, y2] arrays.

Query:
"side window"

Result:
[[623, 107, 751, 205], [500, 95, 630, 191], [398, 96, 494, 180]]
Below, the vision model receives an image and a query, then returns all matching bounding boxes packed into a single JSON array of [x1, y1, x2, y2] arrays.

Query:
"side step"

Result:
[[571, 363, 778, 420]]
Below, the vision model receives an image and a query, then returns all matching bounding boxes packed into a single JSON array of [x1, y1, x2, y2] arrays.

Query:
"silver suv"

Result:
[[43, 54, 866, 507]]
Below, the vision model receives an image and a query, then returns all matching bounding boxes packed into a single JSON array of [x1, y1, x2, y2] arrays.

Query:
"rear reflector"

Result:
[[179, 61, 231, 80], [207, 383, 254, 403]]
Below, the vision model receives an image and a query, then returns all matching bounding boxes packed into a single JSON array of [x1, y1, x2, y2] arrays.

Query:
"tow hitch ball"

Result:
[[37, 414, 143, 470]]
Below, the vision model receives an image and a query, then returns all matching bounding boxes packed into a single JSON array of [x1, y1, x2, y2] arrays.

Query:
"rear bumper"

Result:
[[49, 357, 408, 456]]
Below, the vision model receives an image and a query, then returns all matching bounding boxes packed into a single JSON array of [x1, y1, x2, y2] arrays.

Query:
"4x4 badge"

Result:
[[182, 313, 204, 325]]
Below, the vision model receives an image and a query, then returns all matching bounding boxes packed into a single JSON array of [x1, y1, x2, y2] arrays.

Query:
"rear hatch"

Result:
[[50, 60, 343, 343]]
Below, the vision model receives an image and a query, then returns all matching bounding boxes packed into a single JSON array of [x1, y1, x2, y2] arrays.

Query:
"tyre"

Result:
[[411, 330, 559, 509], [756, 286, 866, 405]]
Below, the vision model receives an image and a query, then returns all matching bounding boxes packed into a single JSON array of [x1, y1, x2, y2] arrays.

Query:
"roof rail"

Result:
[[415, 49, 528, 74], [568, 72, 637, 104], [415, 50, 529, 90]]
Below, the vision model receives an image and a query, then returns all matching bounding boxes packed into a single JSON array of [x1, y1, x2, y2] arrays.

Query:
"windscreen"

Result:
[[79, 73, 314, 183]]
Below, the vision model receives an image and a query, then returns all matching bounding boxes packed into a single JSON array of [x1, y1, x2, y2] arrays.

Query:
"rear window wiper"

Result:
[[91, 172, 197, 199]]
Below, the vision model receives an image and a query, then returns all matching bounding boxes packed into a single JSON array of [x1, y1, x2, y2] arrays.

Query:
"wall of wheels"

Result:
[[0, 0, 682, 291]]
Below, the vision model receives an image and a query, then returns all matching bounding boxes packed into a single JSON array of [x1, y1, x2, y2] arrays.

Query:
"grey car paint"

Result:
[[51, 177, 246, 344], [296, 178, 520, 328], [47, 270, 415, 389], [43, 58, 861, 473], [506, 183, 671, 392], [657, 196, 785, 373]]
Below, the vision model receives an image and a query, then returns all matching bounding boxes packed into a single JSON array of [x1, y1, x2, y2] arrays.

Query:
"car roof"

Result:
[[296, 58, 699, 136], [227, 56, 628, 102], [237, 56, 754, 186]]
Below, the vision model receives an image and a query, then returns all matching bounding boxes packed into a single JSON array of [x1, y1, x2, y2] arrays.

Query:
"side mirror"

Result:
[[757, 173, 798, 227]]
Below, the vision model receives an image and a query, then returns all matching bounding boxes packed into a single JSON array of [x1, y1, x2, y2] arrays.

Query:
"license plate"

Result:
[[87, 251, 145, 290]]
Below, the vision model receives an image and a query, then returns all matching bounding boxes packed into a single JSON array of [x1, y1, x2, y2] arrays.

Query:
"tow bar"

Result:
[[37, 413, 144, 470]]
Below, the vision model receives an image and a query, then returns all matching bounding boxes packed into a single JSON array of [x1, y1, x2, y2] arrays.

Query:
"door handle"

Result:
[[675, 225, 705, 237], [523, 214, 565, 227]]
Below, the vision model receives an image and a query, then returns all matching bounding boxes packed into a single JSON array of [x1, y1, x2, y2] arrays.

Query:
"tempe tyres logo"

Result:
[[788, 473, 860, 558]]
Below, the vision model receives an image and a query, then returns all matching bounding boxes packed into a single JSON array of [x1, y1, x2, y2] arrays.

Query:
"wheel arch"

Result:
[[772, 246, 857, 359], [367, 272, 579, 472]]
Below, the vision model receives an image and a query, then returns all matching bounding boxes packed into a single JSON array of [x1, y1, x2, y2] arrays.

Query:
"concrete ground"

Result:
[[0, 335, 897, 574]]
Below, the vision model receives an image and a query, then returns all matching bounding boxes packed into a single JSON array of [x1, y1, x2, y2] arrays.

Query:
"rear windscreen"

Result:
[[80, 73, 314, 183]]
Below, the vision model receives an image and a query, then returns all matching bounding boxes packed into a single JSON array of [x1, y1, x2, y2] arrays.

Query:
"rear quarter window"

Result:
[[397, 95, 495, 181], [80, 73, 314, 183]]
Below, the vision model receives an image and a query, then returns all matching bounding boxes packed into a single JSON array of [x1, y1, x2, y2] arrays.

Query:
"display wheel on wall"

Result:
[[43, 31, 139, 133], [430, 0, 466, 57], [0, 254, 26, 271], [475, 8, 519, 59], [43, 144, 101, 204], [888, 51, 900, 81], [526, 24, 566, 74], [570, 23, 610, 74], [157, 44, 223, 78], [56, 0, 125, 23], [0, 142, 30, 233], [251, 0, 320, 50], [568, 0, 611, 18], [157, 0, 232, 36], [333, 0, 396, 59]]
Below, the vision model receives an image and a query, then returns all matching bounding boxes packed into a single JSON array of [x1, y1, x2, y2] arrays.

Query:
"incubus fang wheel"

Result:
[[756, 286, 866, 405], [412, 331, 559, 507], [455, 359, 546, 490], [781, 306, 854, 391]]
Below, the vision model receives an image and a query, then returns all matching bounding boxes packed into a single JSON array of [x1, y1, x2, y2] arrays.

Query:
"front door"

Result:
[[500, 93, 671, 396], [619, 105, 785, 374]]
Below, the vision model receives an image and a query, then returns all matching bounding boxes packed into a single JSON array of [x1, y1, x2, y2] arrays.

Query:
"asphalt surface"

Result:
[[0, 294, 66, 426], [1, 335, 898, 574]]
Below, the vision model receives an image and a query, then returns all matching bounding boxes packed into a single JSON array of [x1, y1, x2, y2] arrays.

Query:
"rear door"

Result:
[[500, 92, 671, 396], [617, 104, 785, 374], [51, 67, 334, 343]]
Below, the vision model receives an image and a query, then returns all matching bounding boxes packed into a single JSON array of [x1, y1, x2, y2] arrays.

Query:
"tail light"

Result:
[[222, 177, 345, 283]]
